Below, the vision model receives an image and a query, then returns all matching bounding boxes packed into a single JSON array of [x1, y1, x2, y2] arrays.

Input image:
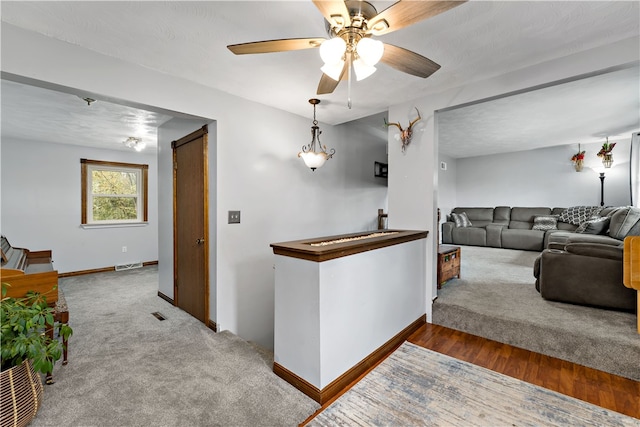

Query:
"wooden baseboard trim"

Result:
[[59, 266, 113, 278], [275, 314, 426, 405], [157, 291, 174, 305], [207, 320, 217, 333], [274, 363, 321, 403], [58, 261, 159, 278]]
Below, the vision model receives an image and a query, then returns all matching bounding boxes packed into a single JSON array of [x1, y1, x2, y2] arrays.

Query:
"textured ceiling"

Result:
[[1, 79, 174, 151], [438, 65, 640, 158], [1, 1, 639, 155]]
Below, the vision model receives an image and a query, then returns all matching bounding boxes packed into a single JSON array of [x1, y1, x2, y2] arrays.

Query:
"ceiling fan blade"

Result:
[[317, 62, 348, 94], [228, 38, 325, 55], [312, 0, 351, 29], [367, 1, 466, 36], [380, 44, 441, 78], [317, 74, 340, 95]]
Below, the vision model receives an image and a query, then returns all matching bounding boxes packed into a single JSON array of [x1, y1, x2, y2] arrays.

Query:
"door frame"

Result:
[[171, 125, 209, 323]]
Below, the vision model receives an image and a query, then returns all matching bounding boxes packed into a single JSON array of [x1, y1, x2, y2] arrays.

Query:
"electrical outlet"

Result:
[[228, 210, 241, 224], [122, 246, 127, 253]]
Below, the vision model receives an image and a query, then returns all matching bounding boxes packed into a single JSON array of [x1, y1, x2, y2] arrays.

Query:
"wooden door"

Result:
[[172, 126, 209, 323]]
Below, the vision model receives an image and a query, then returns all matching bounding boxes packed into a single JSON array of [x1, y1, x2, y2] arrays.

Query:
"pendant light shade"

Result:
[[320, 37, 346, 66], [353, 58, 377, 81], [298, 99, 335, 171], [356, 38, 384, 66]]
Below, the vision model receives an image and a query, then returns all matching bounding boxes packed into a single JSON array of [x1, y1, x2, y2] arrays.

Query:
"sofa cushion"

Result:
[[509, 207, 552, 229], [546, 230, 622, 248], [564, 243, 623, 261], [501, 229, 545, 251], [575, 216, 610, 234], [451, 212, 472, 228], [451, 227, 486, 246], [451, 207, 494, 227], [493, 206, 511, 225], [609, 207, 640, 240], [532, 215, 559, 231], [558, 206, 603, 226]]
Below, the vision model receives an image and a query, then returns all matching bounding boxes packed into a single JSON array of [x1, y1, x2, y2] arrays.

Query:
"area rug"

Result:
[[308, 342, 637, 426]]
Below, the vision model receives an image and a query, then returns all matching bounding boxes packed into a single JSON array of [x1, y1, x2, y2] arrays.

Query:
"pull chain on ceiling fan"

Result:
[[227, 1, 466, 108]]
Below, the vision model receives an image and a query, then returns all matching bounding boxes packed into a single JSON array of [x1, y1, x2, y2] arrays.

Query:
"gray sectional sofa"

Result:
[[441, 206, 635, 251], [442, 205, 640, 311]]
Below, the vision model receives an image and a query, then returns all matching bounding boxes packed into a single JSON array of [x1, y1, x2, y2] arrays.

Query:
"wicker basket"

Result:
[[0, 359, 43, 427]]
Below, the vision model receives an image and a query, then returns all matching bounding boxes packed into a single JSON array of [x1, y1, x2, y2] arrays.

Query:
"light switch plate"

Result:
[[228, 210, 241, 224]]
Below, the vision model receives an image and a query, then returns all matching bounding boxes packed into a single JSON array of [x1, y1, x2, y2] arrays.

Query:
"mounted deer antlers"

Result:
[[385, 108, 421, 153]]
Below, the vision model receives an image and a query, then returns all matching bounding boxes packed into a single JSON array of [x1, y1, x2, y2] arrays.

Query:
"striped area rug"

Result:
[[308, 342, 638, 426]]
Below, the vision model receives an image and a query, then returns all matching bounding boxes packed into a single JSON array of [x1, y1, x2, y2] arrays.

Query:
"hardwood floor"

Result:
[[409, 323, 640, 419], [302, 323, 639, 425]]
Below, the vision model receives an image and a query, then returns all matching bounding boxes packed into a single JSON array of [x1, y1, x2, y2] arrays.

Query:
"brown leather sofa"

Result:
[[533, 206, 640, 311], [533, 243, 636, 311]]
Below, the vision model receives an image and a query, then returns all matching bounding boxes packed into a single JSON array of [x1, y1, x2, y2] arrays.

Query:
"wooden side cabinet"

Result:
[[437, 245, 460, 289]]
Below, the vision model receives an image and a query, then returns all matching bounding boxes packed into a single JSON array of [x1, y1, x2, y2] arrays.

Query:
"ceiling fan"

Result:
[[228, 1, 466, 105]]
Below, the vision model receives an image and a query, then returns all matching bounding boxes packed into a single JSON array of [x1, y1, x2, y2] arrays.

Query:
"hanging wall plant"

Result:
[[597, 138, 616, 168], [571, 145, 585, 172]]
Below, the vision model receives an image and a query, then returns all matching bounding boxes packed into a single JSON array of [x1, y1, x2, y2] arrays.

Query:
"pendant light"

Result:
[[298, 99, 335, 171]]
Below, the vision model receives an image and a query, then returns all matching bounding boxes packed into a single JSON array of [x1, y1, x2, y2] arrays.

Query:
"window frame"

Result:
[[81, 159, 148, 226]]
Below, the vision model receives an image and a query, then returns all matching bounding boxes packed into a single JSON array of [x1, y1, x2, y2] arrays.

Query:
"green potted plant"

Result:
[[1, 283, 73, 425]]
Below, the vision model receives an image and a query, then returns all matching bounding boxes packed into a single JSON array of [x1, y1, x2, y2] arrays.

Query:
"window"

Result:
[[81, 159, 148, 225]]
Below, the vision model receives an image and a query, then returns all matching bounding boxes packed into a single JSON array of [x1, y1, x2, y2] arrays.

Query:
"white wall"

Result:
[[387, 37, 639, 318], [436, 153, 457, 240], [1, 24, 388, 350], [454, 138, 632, 208], [0, 138, 158, 273]]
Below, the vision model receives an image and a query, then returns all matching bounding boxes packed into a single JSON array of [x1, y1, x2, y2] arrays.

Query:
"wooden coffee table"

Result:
[[437, 245, 461, 288]]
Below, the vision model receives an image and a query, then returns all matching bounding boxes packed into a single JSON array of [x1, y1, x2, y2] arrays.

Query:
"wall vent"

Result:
[[115, 262, 143, 271]]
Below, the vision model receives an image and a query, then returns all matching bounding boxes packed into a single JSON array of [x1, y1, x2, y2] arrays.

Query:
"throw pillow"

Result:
[[558, 206, 604, 226], [451, 212, 472, 228], [532, 215, 559, 231], [609, 207, 640, 240], [575, 216, 610, 234]]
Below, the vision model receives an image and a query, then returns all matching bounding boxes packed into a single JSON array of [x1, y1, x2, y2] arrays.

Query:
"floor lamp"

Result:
[[599, 172, 606, 207]]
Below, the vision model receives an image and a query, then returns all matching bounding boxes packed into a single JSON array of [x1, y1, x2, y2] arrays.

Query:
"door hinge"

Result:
[[173, 161, 178, 170]]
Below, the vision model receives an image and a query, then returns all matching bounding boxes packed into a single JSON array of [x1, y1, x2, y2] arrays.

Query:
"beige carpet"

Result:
[[31, 266, 319, 427]]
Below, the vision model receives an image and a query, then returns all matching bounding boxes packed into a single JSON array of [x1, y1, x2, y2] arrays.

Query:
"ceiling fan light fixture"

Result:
[[123, 136, 146, 152], [321, 61, 345, 81], [353, 58, 377, 81], [368, 19, 389, 35], [319, 37, 346, 65], [329, 14, 347, 30], [356, 38, 384, 66]]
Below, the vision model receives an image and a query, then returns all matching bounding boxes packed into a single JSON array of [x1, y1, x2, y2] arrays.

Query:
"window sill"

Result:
[[80, 222, 149, 229]]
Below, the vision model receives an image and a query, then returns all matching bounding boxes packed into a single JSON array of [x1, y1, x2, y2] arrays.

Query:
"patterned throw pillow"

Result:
[[451, 212, 472, 228], [532, 215, 559, 231], [575, 216, 610, 234], [558, 206, 604, 226]]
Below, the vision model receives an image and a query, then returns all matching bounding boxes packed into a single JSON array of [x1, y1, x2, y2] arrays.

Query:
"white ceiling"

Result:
[[438, 65, 640, 158], [1, 79, 175, 151], [1, 1, 639, 155]]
